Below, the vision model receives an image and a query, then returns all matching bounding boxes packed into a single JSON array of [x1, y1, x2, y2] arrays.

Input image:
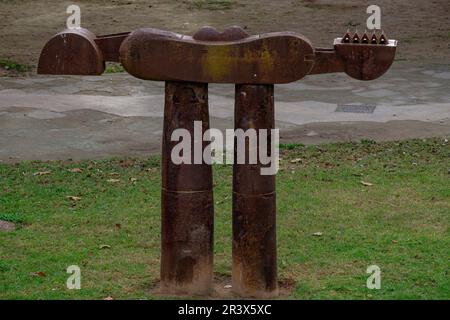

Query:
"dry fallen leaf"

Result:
[[119, 160, 134, 168], [104, 296, 114, 300], [107, 179, 120, 183], [290, 158, 302, 164], [34, 171, 51, 176], [361, 181, 373, 187], [67, 196, 82, 201], [312, 232, 323, 237], [99, 244, 111, 249], [31, 271, 46, 277]]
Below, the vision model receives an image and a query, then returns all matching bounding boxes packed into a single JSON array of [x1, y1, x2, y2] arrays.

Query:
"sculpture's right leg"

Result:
[[232, 84, 278, 298]]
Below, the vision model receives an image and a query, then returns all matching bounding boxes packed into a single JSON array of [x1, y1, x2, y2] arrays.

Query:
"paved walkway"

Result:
[[0, 64, 449, 162]]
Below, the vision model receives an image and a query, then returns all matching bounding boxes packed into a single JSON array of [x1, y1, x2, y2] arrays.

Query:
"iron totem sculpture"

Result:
[[38, 26, 397, 297]]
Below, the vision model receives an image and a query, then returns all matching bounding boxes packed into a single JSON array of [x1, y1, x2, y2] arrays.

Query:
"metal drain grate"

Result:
[[335, 104, 376, 114]]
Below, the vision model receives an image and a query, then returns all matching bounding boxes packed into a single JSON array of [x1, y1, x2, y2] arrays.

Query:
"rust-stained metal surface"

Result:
[[232, 84, 278, 298], [309, 33, 397, 80], [193, 25, 249, 41], [334, 37, 397, 81], [161, 82, 214, 295], [38, 27, 397, 83], [309, 48, 345, 75], [119, 28, 315, 84], [38, 28, 105, 75], [94, 32, 130, 62]]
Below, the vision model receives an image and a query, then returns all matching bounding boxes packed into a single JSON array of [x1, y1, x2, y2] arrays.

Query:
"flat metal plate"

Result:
[[335, 104, 376, 114]]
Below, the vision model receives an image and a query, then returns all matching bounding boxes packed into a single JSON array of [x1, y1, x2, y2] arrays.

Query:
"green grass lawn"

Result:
[[0, 138, 449, 299]]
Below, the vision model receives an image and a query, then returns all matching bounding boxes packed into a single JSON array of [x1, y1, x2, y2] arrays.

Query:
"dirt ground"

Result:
[[1, 0, 449, 69], [0, 1, 449, 161]]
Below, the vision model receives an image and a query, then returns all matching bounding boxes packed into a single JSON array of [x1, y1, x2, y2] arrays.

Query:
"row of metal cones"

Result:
[[341, 30, 388, 45]]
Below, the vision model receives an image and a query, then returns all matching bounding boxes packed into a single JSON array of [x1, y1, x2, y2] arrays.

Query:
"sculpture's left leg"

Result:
[[161, 81, 214, 295]]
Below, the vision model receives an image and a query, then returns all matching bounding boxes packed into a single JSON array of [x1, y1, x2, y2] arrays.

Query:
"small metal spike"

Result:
[[370, 31, 378, 44], [352, 29, 360, 43], [342, 28, 351, 43], [361, 30, 369, 44], [379, 30, 387, 45]]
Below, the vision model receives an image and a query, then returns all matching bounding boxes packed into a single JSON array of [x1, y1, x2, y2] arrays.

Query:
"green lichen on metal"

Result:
[[202, 45, 233, 81], [201, 41, 277, 82]]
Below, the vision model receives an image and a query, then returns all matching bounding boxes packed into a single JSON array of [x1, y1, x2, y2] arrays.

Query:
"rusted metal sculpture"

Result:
[[38, 25, 397, 297]]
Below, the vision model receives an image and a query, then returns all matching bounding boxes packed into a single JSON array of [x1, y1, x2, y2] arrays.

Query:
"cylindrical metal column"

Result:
[[232, 84, 278, 298], [161, 81, 214, 295]]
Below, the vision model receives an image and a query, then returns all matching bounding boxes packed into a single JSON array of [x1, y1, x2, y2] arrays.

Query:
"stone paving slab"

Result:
[[0, 64, 449, 162]]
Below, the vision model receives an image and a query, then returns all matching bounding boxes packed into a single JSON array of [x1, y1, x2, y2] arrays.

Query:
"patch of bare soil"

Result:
[[149, 274, 295, 299], [0, 0, 449, 72], [280, 120, 450, 146], [0, 220, 16, 232]]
